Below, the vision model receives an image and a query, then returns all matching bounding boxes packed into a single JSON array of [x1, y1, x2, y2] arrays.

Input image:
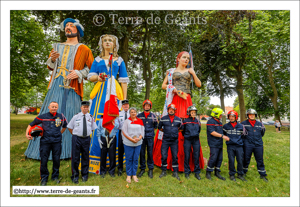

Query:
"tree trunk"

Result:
[[120, 35, 129, 69], [15, 106, 18, 115], [142, 23, 152, 100], [236, 69, 246, 122], [216, 71, 226, 124]]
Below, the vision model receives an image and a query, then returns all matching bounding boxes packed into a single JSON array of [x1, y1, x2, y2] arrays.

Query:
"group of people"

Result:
[[24, 17, 268, 186]]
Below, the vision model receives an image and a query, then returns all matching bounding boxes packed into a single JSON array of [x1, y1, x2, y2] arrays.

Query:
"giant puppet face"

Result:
[[65, 22, 78, 38], [99, 34, 119, 57], [176, 52, 190, 68]]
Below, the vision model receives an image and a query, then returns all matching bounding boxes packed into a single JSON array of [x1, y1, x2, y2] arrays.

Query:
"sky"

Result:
[[209, 95, 237, 107]]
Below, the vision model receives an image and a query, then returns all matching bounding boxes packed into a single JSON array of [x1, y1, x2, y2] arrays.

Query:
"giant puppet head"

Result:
[[60, 18, 84, 41], [98, 34, 119, 58]]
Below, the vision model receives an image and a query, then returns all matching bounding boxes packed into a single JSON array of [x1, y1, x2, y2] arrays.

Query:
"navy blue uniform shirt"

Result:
[[158, 115, 182, 141], [30, 112, 67, 143], [223, 122, 244, 146], [137, 112, 158, 138], [241, 120, 265, 146], [206, 117, 223, 148], [181, 117, 201, 139]]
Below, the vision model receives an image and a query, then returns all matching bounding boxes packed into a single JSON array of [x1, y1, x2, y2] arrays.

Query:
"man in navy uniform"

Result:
[[181, 105, 201, 180], [97, 117, 119, 178], [205, 108, 230, 181], [25, 101, 67, 186], [241, 109, 268, 182], [223, 110, 247, 182], [158, 104, 182, 181], [117, 99, 130, 176], [137, 99, 158, 178], [67, 101, 97, 184]]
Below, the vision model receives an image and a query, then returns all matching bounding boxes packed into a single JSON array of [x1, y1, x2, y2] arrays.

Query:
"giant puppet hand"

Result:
[[67, 70, 79, 80], [50, 51, 60, 62]]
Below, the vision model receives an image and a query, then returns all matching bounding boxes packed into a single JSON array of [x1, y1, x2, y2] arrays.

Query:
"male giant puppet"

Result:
[[25, 18, 94, 159]]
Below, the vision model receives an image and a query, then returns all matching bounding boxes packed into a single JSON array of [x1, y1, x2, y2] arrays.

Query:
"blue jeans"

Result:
[[124, 145, 142, 176]]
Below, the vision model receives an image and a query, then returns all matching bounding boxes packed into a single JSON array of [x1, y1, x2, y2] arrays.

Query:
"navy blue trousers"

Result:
[[40, 141, 61, 182], [71, 135, 90, 181], [118, 130, 125, 171], [100, 135, 116, 175], [139, 137, 154, 170], [206, 147, 223, 172], [161, 139, 178, 172], [227, 145, 244, 176], [184, 137, 201, 174], [243, 143, 267, 176]]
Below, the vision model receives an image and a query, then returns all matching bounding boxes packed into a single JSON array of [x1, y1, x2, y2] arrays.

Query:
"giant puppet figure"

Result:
[[25, 18, 94, 159], [87, 34, 129, 174], [153, 51, 205, 172]]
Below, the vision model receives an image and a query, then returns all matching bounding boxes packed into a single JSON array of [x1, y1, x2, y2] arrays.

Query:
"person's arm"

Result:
[[211, 131, 230, 141], [261, 123, 266, 137], [25, 125, 33, 140], [68, 128, 73, 134], [162, 73, 169, 90], [158, 119, 163, 132], [153, 114, 158, 129], [61, 128, 67, 134], [188, 67, 201, 88]]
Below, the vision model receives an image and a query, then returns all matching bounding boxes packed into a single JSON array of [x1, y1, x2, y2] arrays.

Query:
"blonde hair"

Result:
[[99, 34, 119, 58]]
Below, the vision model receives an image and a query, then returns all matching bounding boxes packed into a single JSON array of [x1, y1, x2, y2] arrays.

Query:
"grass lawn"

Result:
[[10, 114, 290, 197]]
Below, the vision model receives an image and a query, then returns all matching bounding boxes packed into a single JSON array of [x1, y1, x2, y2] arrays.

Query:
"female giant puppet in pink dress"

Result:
[[153, 51, 205, 172]]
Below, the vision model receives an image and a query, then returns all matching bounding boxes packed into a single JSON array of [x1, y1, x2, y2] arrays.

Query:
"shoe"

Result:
[[215, 171, 226, 181], [101, 173, 106, 178], [243, 173, 247, 178], [172, 172, 180, 181], [237, 174, 247, 182], [40, 181, 47, 186], [72, 179, 79, 184], [159, 170, 167, 178], [138, 169, 145, 178], [109, 173, 115, 178], [52, 178, 60, 184], [185, 174, 189, 179], [148, 169, 153, 178], [206, 171, 212, 180], [230, 175, 236, 181], [118, 170, 123, 176], [82, 177, 88, 182], [195, 174, 201, 180], [260, 175, 268, 182]]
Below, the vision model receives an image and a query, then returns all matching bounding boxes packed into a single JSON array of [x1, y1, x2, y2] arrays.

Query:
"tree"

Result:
[[10, 10, 51, 114]]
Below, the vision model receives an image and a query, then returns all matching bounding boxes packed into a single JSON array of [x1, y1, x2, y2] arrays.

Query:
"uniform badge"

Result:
[[55, 117, 62, 127], [254, 130, 256, 132]]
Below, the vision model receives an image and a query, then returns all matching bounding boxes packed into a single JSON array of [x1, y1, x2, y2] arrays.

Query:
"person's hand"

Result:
[[188, 67, 196, 76], [159, 128, 164, 132], [97, 75, 106, 82], [223, 135, 230, 141], [67, 70, 79, 80], [139, 135, 143, 139], [50, 51, 60, 62], [26, 134, 33, 140]]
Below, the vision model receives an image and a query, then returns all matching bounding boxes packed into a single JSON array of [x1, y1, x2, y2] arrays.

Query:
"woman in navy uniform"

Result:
[[25, 101, 67, 186], [137, 100, 158, 178], [158, 104, 182, 181], [241, 109, 268, 182], [205, 108, 230, 181], [181, 105, 202, 180], [67, 101, 97, 184], [223, 110, 247, 182]]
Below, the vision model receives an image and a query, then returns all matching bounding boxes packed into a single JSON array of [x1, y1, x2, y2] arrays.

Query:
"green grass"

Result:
[[10, 114, 290, 197]]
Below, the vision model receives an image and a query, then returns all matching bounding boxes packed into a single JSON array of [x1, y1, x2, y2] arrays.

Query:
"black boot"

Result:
[[172, 172, 180, 181], [260, 175, 268, 182], [159, 170, 167, 178], [118, 170, 123, 177], [148, 169, 153, 178], [138, 169, 145, 178], [230, 175, 236, 181], [215, 171, 226, 181], [195, 173, 201, 180], [237, 174, 247, 182], [206, 171, 212, 180], [185, 174, 189, 179]]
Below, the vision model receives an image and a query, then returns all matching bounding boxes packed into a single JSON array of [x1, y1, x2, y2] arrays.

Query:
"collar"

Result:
[[230, 121, 237, 128], [213, 117, 220, 123], [128, 117, 144, 126], [144, 111, 150, 115], [50, 112, 57, 117], [248, 119, 256, 127]]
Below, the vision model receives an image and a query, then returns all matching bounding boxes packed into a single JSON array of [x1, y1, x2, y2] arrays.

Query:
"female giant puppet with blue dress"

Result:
[[25, 18, 94, 159], [87, 34, 129, 174]]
